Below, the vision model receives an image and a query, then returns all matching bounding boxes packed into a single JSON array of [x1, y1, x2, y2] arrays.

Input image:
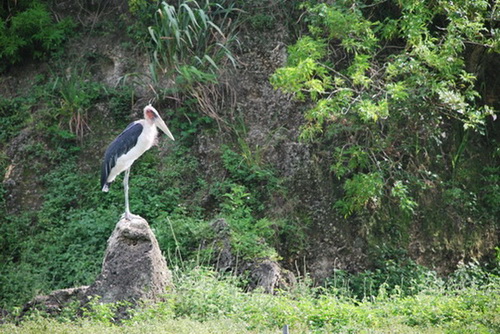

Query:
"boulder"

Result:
[[85, 216, 173, 303], [24, 216, 172, 316], [247, 258, 296, 294]]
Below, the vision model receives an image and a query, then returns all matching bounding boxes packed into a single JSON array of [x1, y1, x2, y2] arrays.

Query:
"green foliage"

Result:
[[448, 260, 500, 290], [271, 0, 498, 222], [271, 36, 330, 101], [149, 97, 286, 262], [2, 265, 500, 333], [239, 0, 290, 31], [128, 0, 156, 15], [136, 0, 240, 128], [0, 134, 209, 308], [391, 180, 418, 216], [154, 213, 212, 267], [220, 184, 279, 260], [163, 99, 214, 144], [0, 1, 75, 70], [334, 172, 384, 217], [107, 85, 137, 126], [219, 145, 278, 210], [0, 153, 115, 308], [43, 68, 103, 140], [332, 248, 443, 300], [0, 96, 34, 144], [147, 140, 282, 265], [147, 0, 237, 94], [211, 145, 281, 260], [83, 297, 131, 325], [481, 166, 500, 216], [173, 267, 244, 320], [247, 13, 275, 31]]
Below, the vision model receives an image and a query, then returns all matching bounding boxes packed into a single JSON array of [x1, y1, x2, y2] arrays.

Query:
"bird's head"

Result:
[[144, 104, 175, 141]]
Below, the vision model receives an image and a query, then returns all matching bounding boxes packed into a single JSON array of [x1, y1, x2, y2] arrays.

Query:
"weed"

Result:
[[46, 67, 103, 140]]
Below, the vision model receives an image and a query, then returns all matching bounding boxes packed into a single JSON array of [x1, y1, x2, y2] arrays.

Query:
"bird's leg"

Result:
[[123, 168, 132, 220]]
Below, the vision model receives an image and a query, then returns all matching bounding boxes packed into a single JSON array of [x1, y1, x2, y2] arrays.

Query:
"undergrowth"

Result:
[[2, 264, 499, 334]]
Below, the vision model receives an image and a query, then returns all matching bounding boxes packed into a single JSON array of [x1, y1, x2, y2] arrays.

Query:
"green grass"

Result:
[[2, 267, 499, 334], [0, 318, 277, 334]]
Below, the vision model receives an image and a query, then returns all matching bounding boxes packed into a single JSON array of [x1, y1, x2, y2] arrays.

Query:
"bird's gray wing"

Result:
[[101, 122, 143, 190]]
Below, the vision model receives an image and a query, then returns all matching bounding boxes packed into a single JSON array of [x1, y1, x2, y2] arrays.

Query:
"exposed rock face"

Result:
[[86, 216, 173, 303]]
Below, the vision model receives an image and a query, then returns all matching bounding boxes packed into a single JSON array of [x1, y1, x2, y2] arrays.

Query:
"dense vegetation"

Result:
[[0, 0, 499, 332], [0, 0, 75, 70], [271, 0, 499, 239]]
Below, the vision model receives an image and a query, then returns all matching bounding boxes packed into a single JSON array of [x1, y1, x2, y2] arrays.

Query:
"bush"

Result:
[[0, 1, 75, 70], [346, 248, 442, 300]]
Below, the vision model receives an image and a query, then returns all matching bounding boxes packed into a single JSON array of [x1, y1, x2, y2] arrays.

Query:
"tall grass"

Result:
[[147, 0, 237, 92], [145, 0, 239, 125], [148, 0, 237, 78], [48, 68, 102, 141]]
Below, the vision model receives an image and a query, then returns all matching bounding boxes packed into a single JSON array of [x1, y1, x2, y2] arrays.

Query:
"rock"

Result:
[[23, 286, 89, 315], [23, 216, 173, 317], [208, 218, 295, 294], [248, 260, 280, 293], [86, 216, 173, 304], [247, 258, 296, 294]]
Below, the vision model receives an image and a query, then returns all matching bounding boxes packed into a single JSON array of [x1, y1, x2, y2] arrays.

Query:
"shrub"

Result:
[[327, 247, 442, 301], [0, 1, 75, 70]]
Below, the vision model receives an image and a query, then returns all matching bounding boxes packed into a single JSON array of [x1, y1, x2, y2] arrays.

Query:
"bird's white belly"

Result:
[[107, 125, 157, 182]]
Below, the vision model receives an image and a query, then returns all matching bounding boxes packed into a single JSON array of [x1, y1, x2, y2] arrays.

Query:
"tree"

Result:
[[271, 0, 498, 220]]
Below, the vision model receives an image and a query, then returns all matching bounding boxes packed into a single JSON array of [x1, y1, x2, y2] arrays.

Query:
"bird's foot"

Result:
[[121, 212, 142, 221]]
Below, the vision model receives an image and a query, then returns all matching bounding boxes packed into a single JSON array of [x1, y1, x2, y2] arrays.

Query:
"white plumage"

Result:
[[101, 105, 174, 219], [104, 120, 158, 188]]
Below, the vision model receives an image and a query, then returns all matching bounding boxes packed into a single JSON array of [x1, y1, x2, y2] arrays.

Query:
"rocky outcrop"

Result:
[[23, 216, 172, 315], [246, 258, 296, 294], [85, 216, 173, 303]]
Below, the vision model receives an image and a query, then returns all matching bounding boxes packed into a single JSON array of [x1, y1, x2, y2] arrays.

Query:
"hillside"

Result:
[[1, 0, 499, 317]]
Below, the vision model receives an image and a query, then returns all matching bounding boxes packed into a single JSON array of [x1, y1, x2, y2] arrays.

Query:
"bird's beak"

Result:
[[155, 117, 175, 141]]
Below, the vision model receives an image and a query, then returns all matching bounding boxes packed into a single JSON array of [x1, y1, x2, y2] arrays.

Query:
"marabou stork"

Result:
[[101, 104, 175, 220]]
